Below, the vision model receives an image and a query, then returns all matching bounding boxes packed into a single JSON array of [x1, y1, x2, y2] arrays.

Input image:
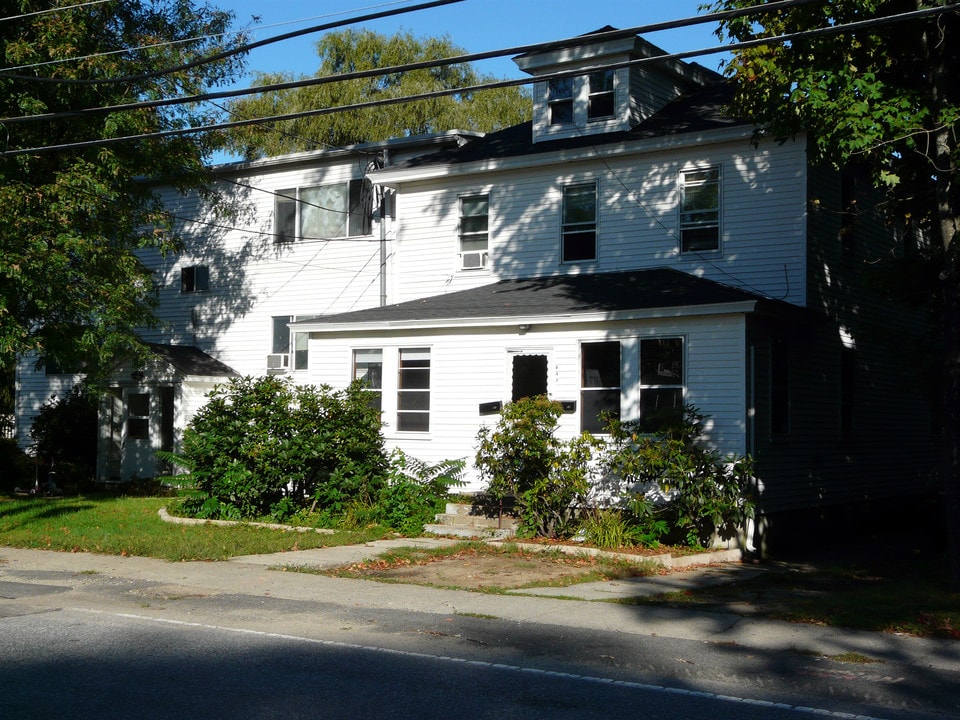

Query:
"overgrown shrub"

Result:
[[475, 396, 599, 538], [175, 376, 388, 520], [374, 450, 465, 535], [0, 438, 36, 493], [28, 385, 98, 492], [601, 406, 754, 547]]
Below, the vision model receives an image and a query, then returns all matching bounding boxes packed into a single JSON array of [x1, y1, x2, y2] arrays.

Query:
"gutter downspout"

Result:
[[379, 149, 390, 308]]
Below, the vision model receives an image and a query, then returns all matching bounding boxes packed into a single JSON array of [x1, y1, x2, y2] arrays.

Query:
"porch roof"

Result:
[[145, 344, 237, 378], [293, 268, 792, 333]]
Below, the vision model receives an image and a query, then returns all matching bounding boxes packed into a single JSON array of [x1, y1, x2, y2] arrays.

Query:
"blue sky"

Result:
[[217, 0, 731, 84]]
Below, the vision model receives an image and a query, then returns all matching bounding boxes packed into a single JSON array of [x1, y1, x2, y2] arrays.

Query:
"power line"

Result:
[[0, 0, 465, 85], [0, 0, 108, 22], [4, 1, 956, 158], [0, 0, 815, 126], [1, 1, 413, 72]]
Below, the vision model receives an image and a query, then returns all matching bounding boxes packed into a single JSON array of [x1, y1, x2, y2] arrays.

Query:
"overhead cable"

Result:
[[4, 2, 955, 158], [0, 0, 108, 22], [0, 0, 465, 85], [0, 0, 819, 125]]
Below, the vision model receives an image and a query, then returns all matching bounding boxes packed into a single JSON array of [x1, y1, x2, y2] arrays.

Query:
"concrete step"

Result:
[[423, 523, 516, 540], [426, 503, 519, 538]]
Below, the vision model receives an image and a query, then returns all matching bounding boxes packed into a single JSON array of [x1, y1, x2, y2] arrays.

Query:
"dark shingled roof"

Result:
[[311, 268, 764, 327], [146, 343, 237, 377], [389, 81, 743, 171]]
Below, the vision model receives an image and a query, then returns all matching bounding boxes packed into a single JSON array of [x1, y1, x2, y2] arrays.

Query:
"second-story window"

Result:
[[587, 70, 615, 120], [561, 181, 597, 263], [679, 166, 721, 253], [180, 265, 209, 293], [459, 194, 489, 270], [275, 178, 372, 243], [548, 77, 574, 125]]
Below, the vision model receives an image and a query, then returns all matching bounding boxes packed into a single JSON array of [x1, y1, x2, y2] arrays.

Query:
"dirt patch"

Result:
[[333, 545, 660, 590]]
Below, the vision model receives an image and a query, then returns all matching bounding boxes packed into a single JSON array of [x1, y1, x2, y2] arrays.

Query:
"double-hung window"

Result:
[[638, 338, 685, 432], [275, 178, 372, 243], [581, 341, 621, 433], [353, 349, 383, 412], [459, 194, 489, 270], [561, 181, 598, 263], [397, 348, 430, 432], [587, 70, 615, 120], [548, 77, 574, 125], [679, 166, 721, 253]]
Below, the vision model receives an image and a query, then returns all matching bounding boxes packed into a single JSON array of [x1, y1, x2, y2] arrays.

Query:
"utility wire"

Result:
[[4, 1, 956, 158], [1, 0, 816, 125], [1, 1, 412, 72], [0, 0, 108, 22], [0, 0, 465, 85]]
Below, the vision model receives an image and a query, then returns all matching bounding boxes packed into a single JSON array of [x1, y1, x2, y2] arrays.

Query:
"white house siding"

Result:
[[388, 136, 808, 308], [13, 359, 82, 450], [307, 313, 747, 492]]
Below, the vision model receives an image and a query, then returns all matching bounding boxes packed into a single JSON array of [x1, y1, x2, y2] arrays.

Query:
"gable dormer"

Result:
[[514, 27, 718, 144]]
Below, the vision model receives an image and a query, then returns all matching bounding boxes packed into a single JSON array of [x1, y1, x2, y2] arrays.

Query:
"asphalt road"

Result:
[[2, 549, 959, 720]]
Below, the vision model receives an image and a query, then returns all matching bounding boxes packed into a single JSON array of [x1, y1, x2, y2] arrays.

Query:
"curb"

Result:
[[157, 507, 336, 535], [158, 508, 742, 569]]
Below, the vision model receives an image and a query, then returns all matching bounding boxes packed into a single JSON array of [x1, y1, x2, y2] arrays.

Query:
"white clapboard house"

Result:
[[16, 28, 936, 530]]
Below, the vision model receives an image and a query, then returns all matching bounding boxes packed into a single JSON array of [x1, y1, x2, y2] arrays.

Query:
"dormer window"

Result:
[[588, 70, 615, 120], [548, 77, 574, 125]]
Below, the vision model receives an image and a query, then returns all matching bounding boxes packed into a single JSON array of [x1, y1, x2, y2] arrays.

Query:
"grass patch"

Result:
[[829, 652, 882, 664], [0, 494, 388, 561], [628, 557, 960, 640]]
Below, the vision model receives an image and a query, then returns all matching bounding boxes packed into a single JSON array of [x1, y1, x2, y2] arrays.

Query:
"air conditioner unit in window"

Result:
[[460, 251, 488, 270], [266, 353, 290, 374]]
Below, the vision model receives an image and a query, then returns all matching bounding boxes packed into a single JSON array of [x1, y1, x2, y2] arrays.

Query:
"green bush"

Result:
[[27, 385, 98, 493], [0, 438, 37, 493], [175, 376, 388, 520], [374, 450, 465, 535], [602, 406, 754, 547], [475, 396, 600, 539]]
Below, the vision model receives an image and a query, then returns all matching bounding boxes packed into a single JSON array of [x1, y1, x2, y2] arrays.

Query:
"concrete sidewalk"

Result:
[[2, 540, 958, 675]]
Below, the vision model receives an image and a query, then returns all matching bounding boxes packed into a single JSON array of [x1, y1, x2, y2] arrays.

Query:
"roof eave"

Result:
[[293, 300, 758, 335], [369, 125, 756, 187]]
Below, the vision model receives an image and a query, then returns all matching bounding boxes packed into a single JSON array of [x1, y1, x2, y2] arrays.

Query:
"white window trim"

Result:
[[274, 179, 372, 243], [678, 164, 722, 255], [457, 191, 491, 272], [560, 180, 599, 265]]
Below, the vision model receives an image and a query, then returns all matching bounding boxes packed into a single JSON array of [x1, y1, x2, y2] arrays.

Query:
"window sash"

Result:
[[562, 183, 597, 262], [638, 338, 685, 432], [581, 341, 620, 433], [680, 167, 720, 253], [548, 77, 574, 124], [275, 180, 371, 242], [459, 195, 489, 252], [587, 70, 615, 119], [397, 348, 430, 432]]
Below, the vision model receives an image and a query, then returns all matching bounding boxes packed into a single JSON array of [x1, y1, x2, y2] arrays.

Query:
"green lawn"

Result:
[[0, 494, 386, 561]]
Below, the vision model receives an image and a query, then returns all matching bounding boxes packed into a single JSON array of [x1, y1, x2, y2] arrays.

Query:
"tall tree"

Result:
[[709, 0, 959, 575], [225, 28, 531, 158], [0, 0, 245, 375]]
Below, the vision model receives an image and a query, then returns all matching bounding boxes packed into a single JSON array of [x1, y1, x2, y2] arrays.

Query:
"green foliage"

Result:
[[26, 385, 98, 492], [0, 1, 246, 373], [602, 407, 754, 547], [225, 28, 531, 158], [475, 396, 600, 539], [0, 439, 36, 493], [374, 450, 465, 536], [176, 376, 388, 520]]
